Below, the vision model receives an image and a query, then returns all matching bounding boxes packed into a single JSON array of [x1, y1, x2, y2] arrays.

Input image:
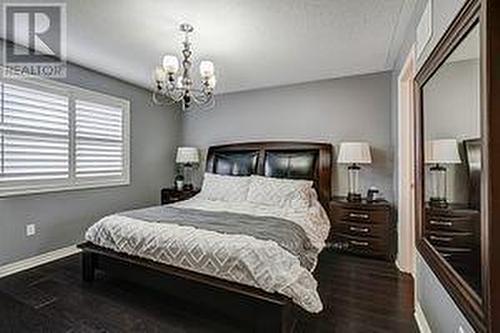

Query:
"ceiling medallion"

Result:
[[152, 23, 216, 110]]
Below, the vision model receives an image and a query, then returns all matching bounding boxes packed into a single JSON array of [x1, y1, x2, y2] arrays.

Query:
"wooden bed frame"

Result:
[[78, 141, 332, 332]]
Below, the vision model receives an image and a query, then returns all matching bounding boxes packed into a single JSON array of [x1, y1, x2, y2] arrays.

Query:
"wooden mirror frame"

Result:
[[414, 0, 497, 331]]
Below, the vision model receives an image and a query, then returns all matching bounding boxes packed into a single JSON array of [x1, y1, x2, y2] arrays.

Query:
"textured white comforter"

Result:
[[85, 195, 330, 313]]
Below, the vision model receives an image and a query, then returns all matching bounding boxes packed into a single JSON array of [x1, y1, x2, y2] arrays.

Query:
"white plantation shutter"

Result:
[[0, 82, 70, 185], [75, 100, 125, 180], [0, 78, 130, 197]]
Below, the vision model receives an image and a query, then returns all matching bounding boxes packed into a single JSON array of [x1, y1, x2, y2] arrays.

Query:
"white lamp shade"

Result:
[[337, 142, 372, 164], [199, 60, 215, 78], [425, 139, 461, 164], [154, 66, 166, 82], [163, 55, 179, 74], [176, 147, 199, 164]]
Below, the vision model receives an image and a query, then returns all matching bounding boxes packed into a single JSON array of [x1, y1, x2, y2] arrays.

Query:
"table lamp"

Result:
[[176, 147, 199, 190], [425, 139, 461, 207], [337, 142, 372, 202]]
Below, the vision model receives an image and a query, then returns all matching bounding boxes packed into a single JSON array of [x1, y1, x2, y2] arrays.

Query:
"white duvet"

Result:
[[85, 194, 330, 313]]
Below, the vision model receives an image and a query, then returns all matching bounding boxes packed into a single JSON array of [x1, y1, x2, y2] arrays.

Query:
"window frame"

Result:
[[0, 75, 130, 197]]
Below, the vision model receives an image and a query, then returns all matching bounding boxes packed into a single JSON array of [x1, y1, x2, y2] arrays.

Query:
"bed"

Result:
[[78, 141, 332, 332]]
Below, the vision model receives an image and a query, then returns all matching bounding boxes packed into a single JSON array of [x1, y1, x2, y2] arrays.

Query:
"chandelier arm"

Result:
[[154, 86, 191, 106], [186, 87, 213, 95], [195, 94, 215, 111], [190, 92, 215, 110], [162, 87, 186, 102], [153, 91, 172, 105], [190, 91, 210, 104], [152, 90, 181, 106]]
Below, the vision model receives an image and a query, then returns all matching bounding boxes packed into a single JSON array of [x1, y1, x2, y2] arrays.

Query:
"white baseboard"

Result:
[[415, 301, 432, 333], [0, 245, 80, 279]]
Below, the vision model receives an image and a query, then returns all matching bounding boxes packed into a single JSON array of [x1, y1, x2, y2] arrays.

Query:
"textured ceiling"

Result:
[[1, 0, 419, 94]]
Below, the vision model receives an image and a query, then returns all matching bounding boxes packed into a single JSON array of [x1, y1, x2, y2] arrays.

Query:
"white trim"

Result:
[[0, 180, 130, 198], [414, 301, 432, 333], [0, 244, 80, 279], [397, 45, 417, 275], [416, 0, 433, 59]]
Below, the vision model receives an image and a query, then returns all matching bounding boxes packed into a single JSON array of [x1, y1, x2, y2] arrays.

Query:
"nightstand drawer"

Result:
[[435, 246, 476, 267], [335, 233, 386, 257], [334, 221, 387, 238], [425, 215, 476, 232], [427, 231, 475, 248], [332, 206, 390, 224]]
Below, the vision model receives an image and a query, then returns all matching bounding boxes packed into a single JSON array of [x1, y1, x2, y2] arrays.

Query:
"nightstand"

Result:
[[329, 197, 395, 261], [161, 188, 200, 205]]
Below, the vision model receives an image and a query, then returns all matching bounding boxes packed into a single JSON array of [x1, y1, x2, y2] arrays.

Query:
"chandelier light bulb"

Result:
[[163, 55, 179, 74], [199, 60, 215, 78], [154, 66, 166, 82], [176, 76, 184, 89], [208, 75, 217, 89]]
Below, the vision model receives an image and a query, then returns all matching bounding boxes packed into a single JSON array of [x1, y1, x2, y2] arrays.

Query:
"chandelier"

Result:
[[152, 23, 216, 110]]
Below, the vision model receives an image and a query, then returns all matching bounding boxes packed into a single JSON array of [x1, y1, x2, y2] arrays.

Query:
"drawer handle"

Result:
[[350, 240, 369, 247], [349, 226, 369, 233], [349, 213, 369, 219], [429, 220, 453, 227], [429, 235, 453, 242], [440, 253, 453, 258]]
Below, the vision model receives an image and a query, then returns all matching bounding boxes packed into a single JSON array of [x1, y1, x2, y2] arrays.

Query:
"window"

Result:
[[75, 100, 124, 179], [0, 78, 130, 196]]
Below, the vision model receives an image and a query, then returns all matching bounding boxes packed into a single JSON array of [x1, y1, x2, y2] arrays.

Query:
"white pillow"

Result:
[[198, 173, 251, 202], [247, 175, 313, 209]]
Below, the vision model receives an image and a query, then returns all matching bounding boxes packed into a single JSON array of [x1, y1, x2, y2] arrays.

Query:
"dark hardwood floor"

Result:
[[0, 251, 418, 333]]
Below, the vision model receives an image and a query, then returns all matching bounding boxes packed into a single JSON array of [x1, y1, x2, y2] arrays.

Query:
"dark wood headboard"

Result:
[[463, 138, 481, 210], [206, 141, 332, 207]]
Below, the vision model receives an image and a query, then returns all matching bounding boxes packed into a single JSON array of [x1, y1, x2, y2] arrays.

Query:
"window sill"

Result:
[[0, 180, 131, 198]]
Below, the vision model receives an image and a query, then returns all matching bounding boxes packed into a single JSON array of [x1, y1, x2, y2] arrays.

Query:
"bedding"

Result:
[[120, 206, 317, 270], [197, 172, 250, 202], [247, 175, 313, 209], [85, 192, 330, 313]]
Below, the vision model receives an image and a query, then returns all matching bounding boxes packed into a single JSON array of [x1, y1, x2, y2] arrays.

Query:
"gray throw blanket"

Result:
[[119, 206, 318, 270]]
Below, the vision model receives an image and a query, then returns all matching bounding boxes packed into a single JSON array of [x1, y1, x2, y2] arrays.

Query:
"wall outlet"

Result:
[[26, 224, 36, 237]]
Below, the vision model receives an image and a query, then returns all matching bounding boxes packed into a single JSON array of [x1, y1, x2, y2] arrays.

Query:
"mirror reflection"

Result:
[[422, 24, 481, 295]]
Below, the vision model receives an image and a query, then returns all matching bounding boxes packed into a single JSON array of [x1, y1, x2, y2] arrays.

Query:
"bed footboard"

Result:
[[82, 251, 96, 282], [77, 242, 296, 332]]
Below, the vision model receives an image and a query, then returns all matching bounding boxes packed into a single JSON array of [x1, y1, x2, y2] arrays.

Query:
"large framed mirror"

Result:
[[415, 0, 488, 330]]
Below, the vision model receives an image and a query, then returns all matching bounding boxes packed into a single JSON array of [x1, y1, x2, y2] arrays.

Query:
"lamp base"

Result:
[[347, 192, 362, 202], [430, 197, 448, 208]]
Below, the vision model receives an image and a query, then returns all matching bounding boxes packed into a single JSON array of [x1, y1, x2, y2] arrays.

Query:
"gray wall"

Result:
[[0, 62, 181, 266], [391, 0, 476, 331], [424, 59, 480, 141], [417, 253, 475, 332], [181, 72, 394, 201]]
